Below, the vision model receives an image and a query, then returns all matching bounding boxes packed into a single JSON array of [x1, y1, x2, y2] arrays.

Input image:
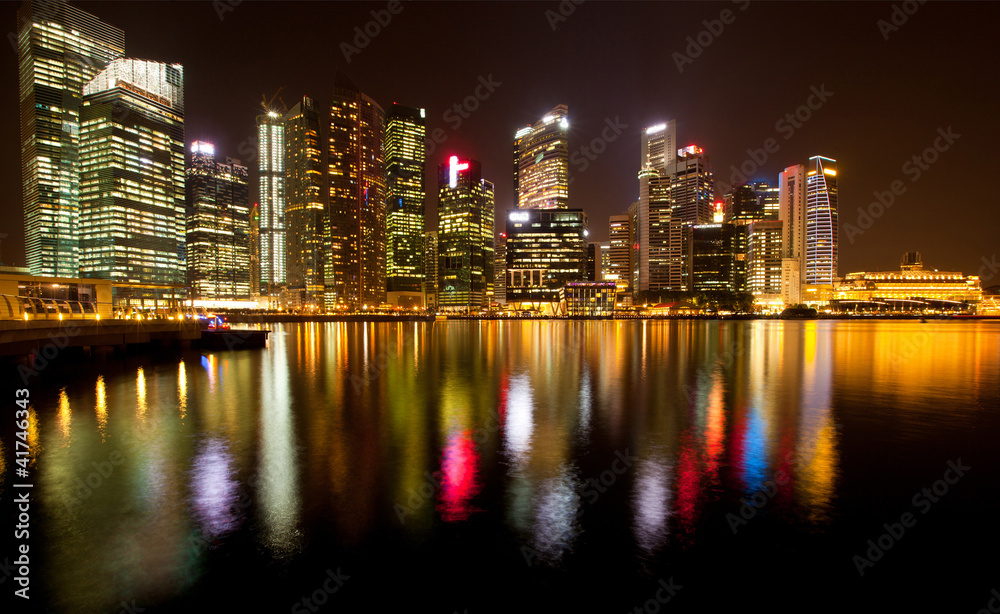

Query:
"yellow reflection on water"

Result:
[[95, 375, 108, 441], [58, 387, 71, 443], [136, 367, 147, 422], [178, 361, 187, 420]]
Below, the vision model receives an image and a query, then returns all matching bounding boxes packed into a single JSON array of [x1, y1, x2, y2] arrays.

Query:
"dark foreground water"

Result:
[[3, 320, 999, 613]]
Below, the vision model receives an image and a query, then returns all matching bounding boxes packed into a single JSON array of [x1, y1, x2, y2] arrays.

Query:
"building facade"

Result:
[[514, 105, 569, 210], [185, 141, 251, 299], [747, 219, 784, 306], [385, 104, 426, 301], [283, 95, 325, 306], [805, 156, 838, 285], [505, 208, 587, 309], [79, 59, 185, 289], [437, 157, 494, 311], [17, 1, 125, 278], [687, 223, 739, 294], [257, 110, 285, 292]]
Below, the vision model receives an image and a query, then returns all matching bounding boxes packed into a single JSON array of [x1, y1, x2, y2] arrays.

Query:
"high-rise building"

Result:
[[494, 231, 507, 304], [778, 164, 806, 304], [752, 180, 780, 220], [249, 203, 260, 296], [641, 120, 677, 171], [424, 230, 438, 310], [607, 214, 632, 293], [185, 141, 251, 299], [257, 109, 285, 293], [747, 219, 784, 304], [586, 242, 601, 281], [79, 59, 185, 289], [514, 105, 569, 210], [599, 242, 611, 281], [670, 145, 715, 227], [505, 208, 587, 311], [437, 156, 494, 311], [724, 184, 766, 226], [283, 95, 325, 306], [17, 1, 124, 277], [385, 103, 426, 302], [327, 75, 386, 308], [687, 222, 739, 294], [805, 156, 838, 285]]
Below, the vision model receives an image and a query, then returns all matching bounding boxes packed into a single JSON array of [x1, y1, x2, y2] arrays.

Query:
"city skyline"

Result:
[[1, 2, 997, 278]]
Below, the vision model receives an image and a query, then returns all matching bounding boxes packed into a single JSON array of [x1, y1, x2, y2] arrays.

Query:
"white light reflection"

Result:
[[190, 438, 239, 540], [531, 472, 580, 561], [503, 374, 534, 468], [632, 455, 672, 553]]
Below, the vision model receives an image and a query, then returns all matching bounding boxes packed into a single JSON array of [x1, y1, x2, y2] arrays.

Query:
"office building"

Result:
[[185, 141, 251, 299], [805, 155, 838, 285], [257, 109, 285, 292], [564, 281, 617, 317], [747, 219, 784, 308], [753, 180, 780, 220], [514, 105, 569, 210], [778, 164, 806, 304], [505, 208, 587, 313], [687, 222, 739, 294], [437, 156, 494, 311], [78, 59, 185, 289], [17, 1, 124, 277], [494, 231, 507, 304], [327, 75, 386, 308], [424, 230, 438, 310], [586, 242, 602, 281], [607, 214, 631, 292], [283, 95, 325, 306], [385, 104, 426, 305]]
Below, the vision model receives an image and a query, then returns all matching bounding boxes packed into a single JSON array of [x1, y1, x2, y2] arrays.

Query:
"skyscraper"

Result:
[[778, 164, 806, 304], [79, 59, 185, 287], [494, 231, 507, 304], [186, 141, 251, 299], [17, 1, 124, 277], [505, 208, 587, 311], [424, 229, 438, 310], [805, 156, 838, 285], [385, 103, 426, 303], [752, 180, 780, 220], [437, 156, 494, 311], [283, 96, 325, 306], [607, 213, 632, 293], [514, 105, 569, 210], [257, 109, 285, 292], [327, 75, 386, 308], [747, 219, 784, 305]]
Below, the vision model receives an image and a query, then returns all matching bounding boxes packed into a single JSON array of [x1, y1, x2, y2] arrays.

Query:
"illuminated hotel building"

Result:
[[437, 157, 494, 311], [185, 141, 251, 299], [327, 75, 386, 308], [833, 252, 982, 310], [505, 208, 587, 311], [805, 155, 838, 285], [514, 104, 569, 210], [257, 110, 285, 291], [79, 59, 185, 288], [385, 104, 426, 303], [17, 2, 124, 277], [283, 95, 325, 306]]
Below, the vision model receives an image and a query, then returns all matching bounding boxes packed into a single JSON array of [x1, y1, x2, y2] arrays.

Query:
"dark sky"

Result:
[[2, 1, 997, 276]]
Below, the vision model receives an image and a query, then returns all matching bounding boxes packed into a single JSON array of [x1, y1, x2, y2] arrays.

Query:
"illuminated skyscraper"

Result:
[[514, 104, 569, 210], [283, 95, 325, 306], [327, 75, 386, 308], [17, 1, 124, 277], [185, 142, 251, 299], [494, 231, 507, 304], [752, 180, 780, 220], [437, 156, 494, 311], [805, 156, 838, 285], [385, 103, 426, 301], [79, 59, 185, 288], [505, 208, 587, 311], [249, 203, 260, 296], [424, 230, 438, 310], [778, 164, 806, 304], [257, 110, 285, 292], [607, 214, 631, 292], [747, 219, 784, 303]]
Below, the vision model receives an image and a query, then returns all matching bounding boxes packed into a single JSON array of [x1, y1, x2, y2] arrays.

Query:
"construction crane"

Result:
[[260, 87, 286, 117]]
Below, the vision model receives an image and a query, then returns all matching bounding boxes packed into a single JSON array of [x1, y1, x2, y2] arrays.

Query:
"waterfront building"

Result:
[[424, 230, 438, 310], [283, 95, 325, 307], [514, 104, 569, 210], [327, 74, 386, 309], [563, 281, 616, 316], [385, 103, 426, 306], [607, 214, 632, 293], [437, 156, 494, 311], [747, 219, 784, 310], [586, 242, 602, 281], [833, 252, 982, 310], [17, 1, 124, 277], [805, 155, 838, 285], [257, 109, 285, 292], [505, 208, 587, 314], [752, 180, 780, 220], [185, 141, 251, 299], [686, 222, 740, 294], [779, 164, 806, 302], [79, 59, 185, 292], [494, 231, 507, 304]]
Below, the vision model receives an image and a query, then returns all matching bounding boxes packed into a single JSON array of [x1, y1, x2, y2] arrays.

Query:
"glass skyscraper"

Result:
[[186, 141, 251, 299], [437, 156, 494, 311], [17, 1, 124, 277], [385, 103, 426, 298], [805, 156, 838, 285], [78, 59, 186, 288], [514, 105, 569, 210], [284, 95, 325, 306], [257, 110, 285, 292]]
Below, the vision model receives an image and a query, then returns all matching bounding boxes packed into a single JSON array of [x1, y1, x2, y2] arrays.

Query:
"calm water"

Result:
[[4, 320, 1000, 613]]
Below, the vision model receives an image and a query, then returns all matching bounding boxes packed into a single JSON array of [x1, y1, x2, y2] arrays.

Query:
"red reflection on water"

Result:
[[673, 431, 701, 539], [437, 430, 481, 522], [729, 405, 749, 490]]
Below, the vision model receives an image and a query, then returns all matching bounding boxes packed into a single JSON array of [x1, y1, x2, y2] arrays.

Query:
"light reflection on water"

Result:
[[10, 320, 999, 612]]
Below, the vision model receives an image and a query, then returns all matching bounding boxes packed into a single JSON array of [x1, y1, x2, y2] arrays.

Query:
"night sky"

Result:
[[1, 1, 997, 276]]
